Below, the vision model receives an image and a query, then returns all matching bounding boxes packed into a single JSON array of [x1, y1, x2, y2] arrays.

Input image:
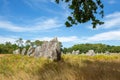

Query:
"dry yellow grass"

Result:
[[0, 54, 120, 80]]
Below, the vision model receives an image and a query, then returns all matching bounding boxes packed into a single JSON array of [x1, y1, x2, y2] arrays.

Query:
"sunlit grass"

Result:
[[0, 54, 120, 80]]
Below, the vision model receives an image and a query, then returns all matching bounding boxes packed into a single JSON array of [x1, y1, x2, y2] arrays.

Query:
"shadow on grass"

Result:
[[36, 60, 120, 80]]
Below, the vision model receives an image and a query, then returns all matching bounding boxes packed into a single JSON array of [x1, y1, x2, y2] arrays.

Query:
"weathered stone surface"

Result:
[[72, 50, 80, 55], [21, 48, 26, 55], [13, 49, 20, 54], [34, 46, 41, 57], [27, 46, 35, 56], [30, 52, 35, 56], [86, 50, 95, 56], [76, 50, 80, 55], [50, 37, 61, 60], [35, 37, 61, 61]]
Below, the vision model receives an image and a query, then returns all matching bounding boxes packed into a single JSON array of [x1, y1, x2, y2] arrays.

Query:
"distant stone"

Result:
[[21, 48, 26, 55], [13, 49, 20, 54], [81, 53, 85, 55], [66, 52, 71, 54], [75, 50, 80, 55], [72, 50, 80, 55], [72, 50, 75, 54], [27, 46, 35, 56], [105, 51, 110, 55], [86, 50, 95, 56]]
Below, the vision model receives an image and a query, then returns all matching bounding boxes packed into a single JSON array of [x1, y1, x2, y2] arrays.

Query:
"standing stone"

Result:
[[86, 50, 95, 56], [21, 48, 26, 55], [37, 41, 49, 57], [51, 37, 61, 60], [34, 46, 41, 57], [27, 46, 35, 56], [72, 50, 75, 54], [35, 37, 61, 61], [46, 37, 61, 60], [42, 41, 49, 57], [30, 51, 35, 56], [72, 50, 79, 55], [13, 49, 20, 54], [75, 50, 80, 55]]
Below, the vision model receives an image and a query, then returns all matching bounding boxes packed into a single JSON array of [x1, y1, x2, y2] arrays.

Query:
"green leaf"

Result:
[[65, 21, 72, 27], [55, 0, 59, 3]]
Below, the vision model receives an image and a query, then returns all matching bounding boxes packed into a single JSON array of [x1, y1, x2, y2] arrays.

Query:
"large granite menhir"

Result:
[[72, 50, 80, 55], [34, 37, 61, 61], [27, 46, 35, 56]]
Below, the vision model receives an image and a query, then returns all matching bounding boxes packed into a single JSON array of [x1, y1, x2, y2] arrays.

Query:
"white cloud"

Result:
[[87, 12, 120, 29], [105, 12, 120, 18], [34, 36, 79, 43], [22, 0, 68, 17], [0, 21, 25, 32], [102, 17, 120, 29], [108, 0, 116, 4], [0, 36, 16, 44], [0, 36, 80, 48], [101, 12, 120, 29], [0, 36, 28, 45], [32, 29, 120, 44], [0, 30, 120, 47], [0, 18, 63, 32], [23, 0, 46, 8], [83, 30, 120, 42], [23, 0, 57, 11], [58, 36, 79, 42], [0, 36, 76, 48], [33, 30, 120, 46]]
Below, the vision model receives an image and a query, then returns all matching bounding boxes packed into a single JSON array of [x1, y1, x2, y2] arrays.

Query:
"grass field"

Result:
[[0, 54, 120, 80]]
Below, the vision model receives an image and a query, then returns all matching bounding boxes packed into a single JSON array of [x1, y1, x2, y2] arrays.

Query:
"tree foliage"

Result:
[[55, 0, 104, 28], [63, 43, 120, 54], [16, 38, 23, 47], [0, 42, 18, 54], [0, 42, 120, 54]]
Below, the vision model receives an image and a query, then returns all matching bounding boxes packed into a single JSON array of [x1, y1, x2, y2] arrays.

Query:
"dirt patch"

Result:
[[0, 54, 11, 57]]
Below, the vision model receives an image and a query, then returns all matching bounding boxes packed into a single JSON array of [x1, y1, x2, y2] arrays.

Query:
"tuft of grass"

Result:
[[0, 54, 120, 80]]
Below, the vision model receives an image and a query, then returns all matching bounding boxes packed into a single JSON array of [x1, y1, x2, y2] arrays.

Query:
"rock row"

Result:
[[13, 37, 61, 61]]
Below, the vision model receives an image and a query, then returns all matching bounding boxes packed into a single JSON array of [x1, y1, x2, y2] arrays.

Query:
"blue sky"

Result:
[[0, 0, 120, 47]]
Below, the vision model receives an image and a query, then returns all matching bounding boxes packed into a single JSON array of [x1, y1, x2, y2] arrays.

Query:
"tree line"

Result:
[[1, 38, 120, 54], [0, 38, 62, 54], [0, 38, 43, 54], [63, 43, 120, 54]]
